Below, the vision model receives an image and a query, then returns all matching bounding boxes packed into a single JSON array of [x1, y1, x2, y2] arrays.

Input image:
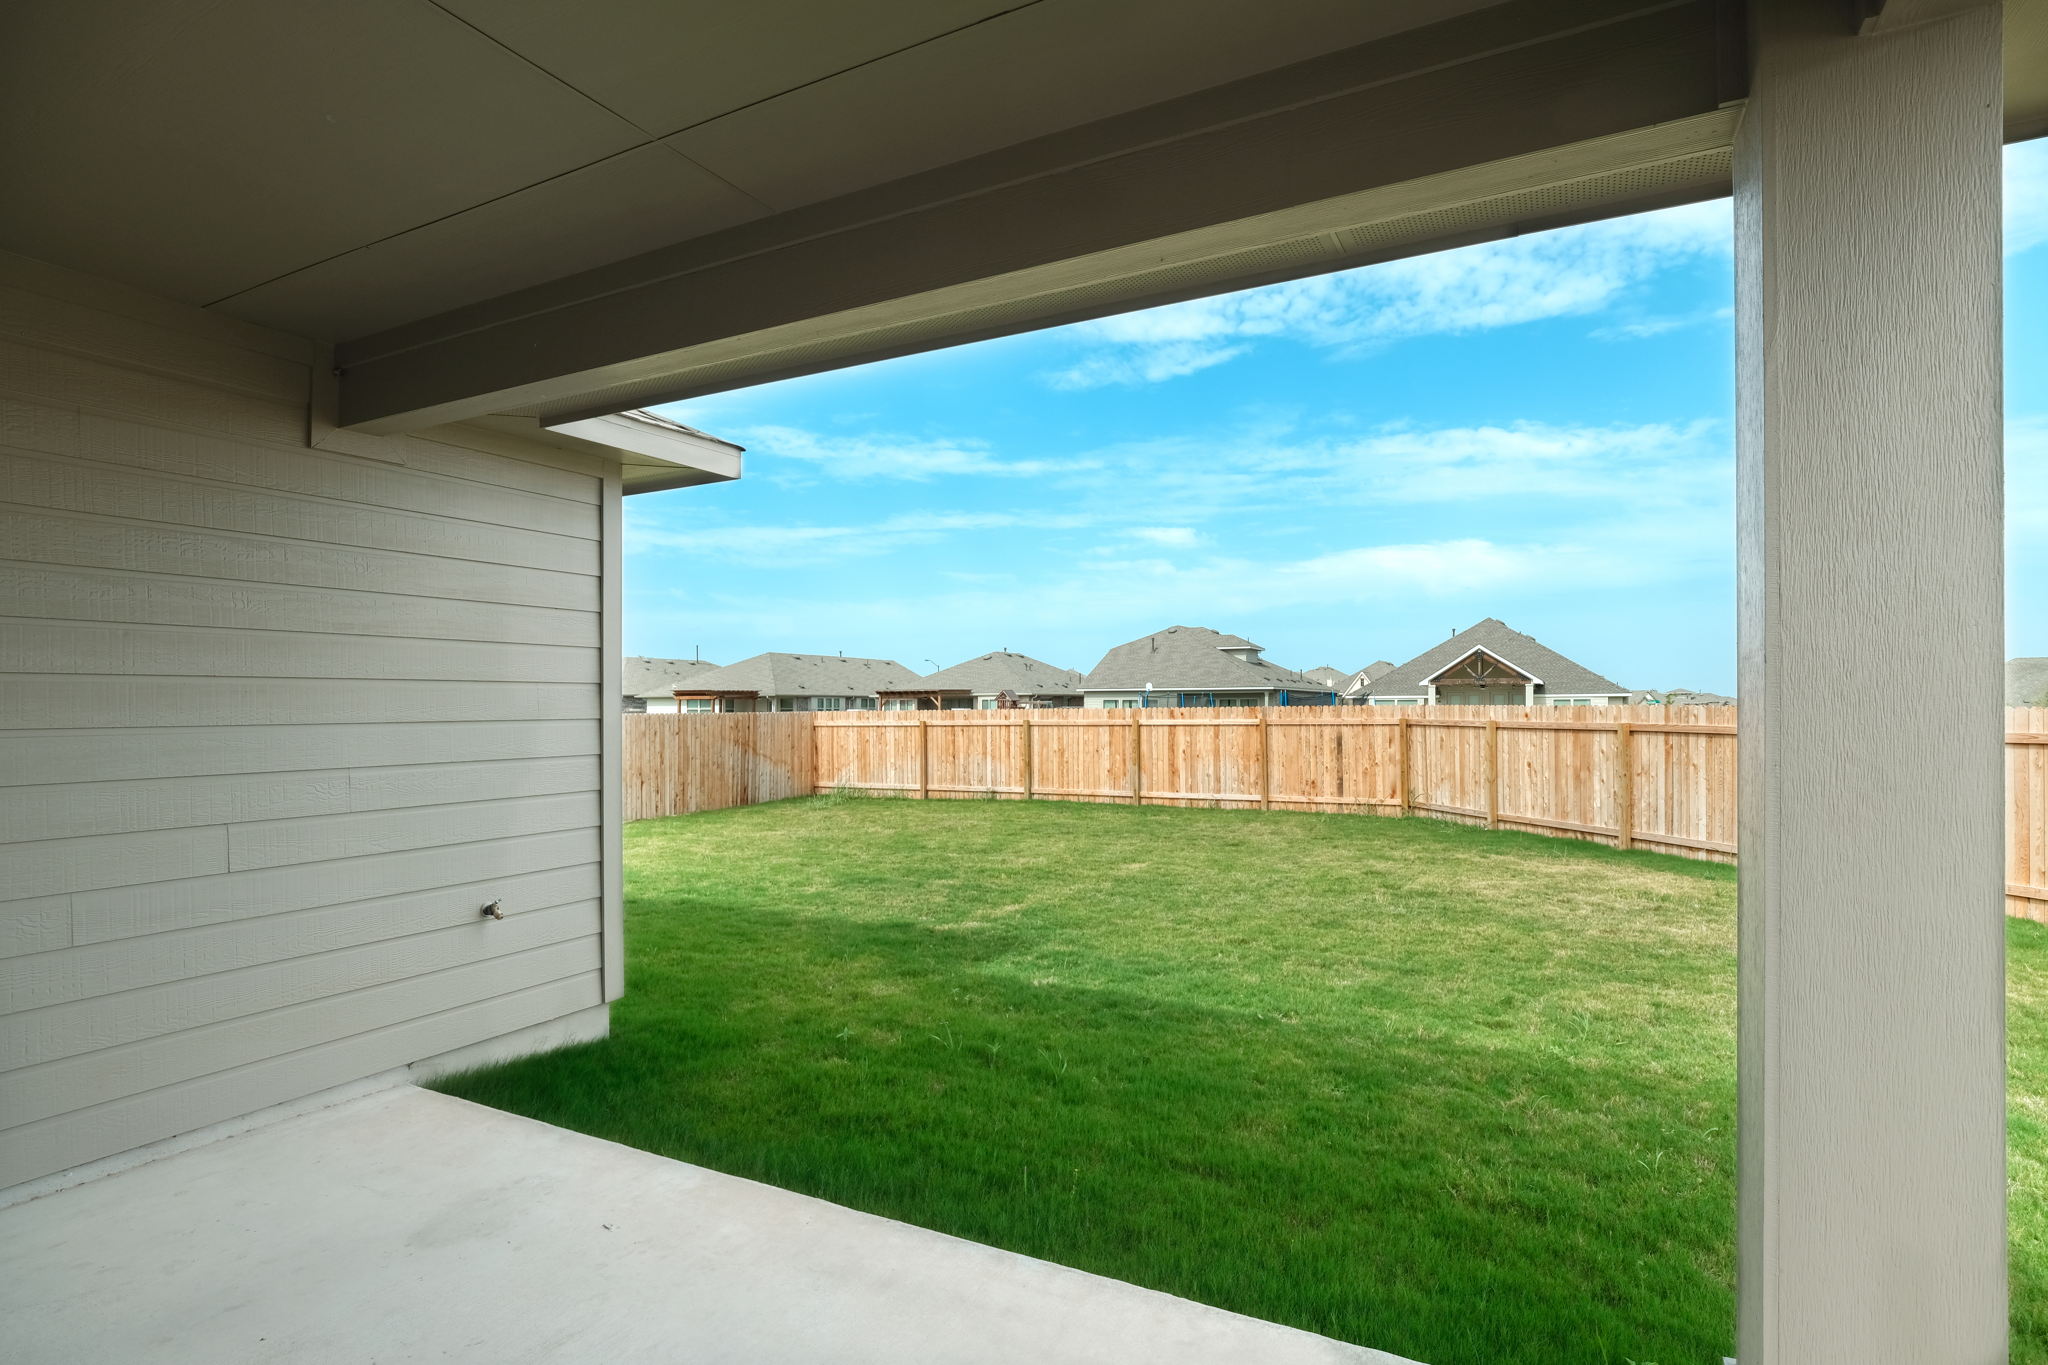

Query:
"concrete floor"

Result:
[[1, 1085, 1411, 1364]]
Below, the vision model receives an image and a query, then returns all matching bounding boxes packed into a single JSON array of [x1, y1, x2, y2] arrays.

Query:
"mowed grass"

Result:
[[438, 796, 2048, 1365]]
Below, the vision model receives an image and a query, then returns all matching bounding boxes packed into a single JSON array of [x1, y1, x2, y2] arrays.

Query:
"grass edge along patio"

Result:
[[436, 795, 2048, 1365]]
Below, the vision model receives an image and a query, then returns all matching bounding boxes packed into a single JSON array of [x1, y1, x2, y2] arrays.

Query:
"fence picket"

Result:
[[625, 705, 2048, 916]]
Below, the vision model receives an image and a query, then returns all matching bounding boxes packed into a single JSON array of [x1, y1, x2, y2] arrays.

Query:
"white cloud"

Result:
[[1046, 342, 1247, 390], [626, 509, 1098, 566], [1342, 419, 1723, 504], [1068, 419, 1727, 520], [1128, 526, 1200, 547], [738, 424, 1093, 481], [1045, 199, 1731, 387]]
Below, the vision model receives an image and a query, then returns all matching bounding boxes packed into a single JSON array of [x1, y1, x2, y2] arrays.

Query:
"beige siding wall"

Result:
[[0, 266, 613, 1188]]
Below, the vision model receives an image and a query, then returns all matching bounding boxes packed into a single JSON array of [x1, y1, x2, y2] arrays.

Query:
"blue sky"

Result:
[[633, 142, 2048, 695]]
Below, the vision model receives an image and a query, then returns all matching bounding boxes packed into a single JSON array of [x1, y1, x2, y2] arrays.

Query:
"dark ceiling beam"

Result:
[[338, 0, 1742, 432]]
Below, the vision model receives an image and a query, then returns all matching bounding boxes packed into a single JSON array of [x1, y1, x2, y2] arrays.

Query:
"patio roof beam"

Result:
[[333, 0, 1742, 432]]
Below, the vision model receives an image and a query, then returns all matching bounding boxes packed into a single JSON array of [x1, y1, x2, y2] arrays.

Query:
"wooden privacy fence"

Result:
[[626, 706, 2048, 920], [622, 712, 814, 820]]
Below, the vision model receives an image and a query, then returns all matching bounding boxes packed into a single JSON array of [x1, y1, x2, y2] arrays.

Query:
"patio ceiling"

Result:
[[4, 1, 2044, 433], [1, 0, 1501, 339]]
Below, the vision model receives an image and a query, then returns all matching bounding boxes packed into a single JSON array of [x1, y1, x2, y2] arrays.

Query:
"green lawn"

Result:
[[438, 796, 2048, 1365]]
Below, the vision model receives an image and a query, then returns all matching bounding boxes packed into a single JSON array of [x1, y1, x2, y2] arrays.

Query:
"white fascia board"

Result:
[[542, 411, 743, 495], [1419, 644, 1544, 687]]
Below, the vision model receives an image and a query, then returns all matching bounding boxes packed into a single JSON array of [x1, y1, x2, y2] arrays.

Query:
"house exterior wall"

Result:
[[1083, 692, 1149, 708], [1084, 690, 1333, 708], [0, 264, 615, 1189]]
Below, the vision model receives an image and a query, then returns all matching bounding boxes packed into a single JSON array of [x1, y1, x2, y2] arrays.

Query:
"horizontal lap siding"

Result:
[[0, 283, 610, 1187]]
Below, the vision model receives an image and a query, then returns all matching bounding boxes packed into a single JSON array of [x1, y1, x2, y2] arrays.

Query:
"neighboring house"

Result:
[[622, 656, 721, 713], [1340, 660, 1397, 704], [875, 651, 1083, 710], [1297, 664, 1353, 693], [2013, 659, 2048, 707], [1362, 619, 1630, 706], [1632, 688, 1738, 706], [1078, 626, 1339, 707], [674, 653, 924, 712]]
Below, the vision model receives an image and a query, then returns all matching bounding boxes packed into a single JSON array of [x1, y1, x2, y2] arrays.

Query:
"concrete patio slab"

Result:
[[1, 1084, 1411, 1364]]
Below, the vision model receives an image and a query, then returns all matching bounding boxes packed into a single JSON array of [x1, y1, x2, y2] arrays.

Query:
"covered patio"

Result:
[[0, 1084, 1391, 1364], [3, 1, 2044, 1359]]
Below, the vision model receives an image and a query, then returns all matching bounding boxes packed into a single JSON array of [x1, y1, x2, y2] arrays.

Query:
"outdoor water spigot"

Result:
[[480, 900, 504, 921]]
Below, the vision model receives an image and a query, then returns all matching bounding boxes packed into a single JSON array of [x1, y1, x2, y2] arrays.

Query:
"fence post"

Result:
[[917, 715, 930, 800], [670, 708, 683, 817], [1257, 708, 1272, 810], [1397, 714, 1411, 816], [1020, 712, 1033, 802], [1484, 717, 1499, 830], [1128, 707, 1143, 805], [1615, 722, 1634, 850]]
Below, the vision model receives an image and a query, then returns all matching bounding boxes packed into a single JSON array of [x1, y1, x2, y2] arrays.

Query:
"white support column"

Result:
[[1735, 5, 2005, 1361], [599, 470, 625, 1002]]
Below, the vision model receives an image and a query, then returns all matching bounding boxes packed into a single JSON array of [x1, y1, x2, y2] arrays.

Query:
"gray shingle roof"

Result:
[[2012, 658, 2048, 707], [1080, 626, 1325, 693], [882, 651, 1081, 697], [622, 656, 722, 698], [1297, 664, 1352, 690], [1364, 620, 1626, 698], [681, 652, 923, 697], [1341, 661, 1396, 696], [1631, 688, 1738, 706]]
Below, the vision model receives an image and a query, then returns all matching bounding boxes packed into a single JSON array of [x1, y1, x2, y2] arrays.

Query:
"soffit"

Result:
[[2011, 0, 2048, 140], [0, 0, 1498, 341], [0, 0, 643, 306], [655, 0, 1506, 211]]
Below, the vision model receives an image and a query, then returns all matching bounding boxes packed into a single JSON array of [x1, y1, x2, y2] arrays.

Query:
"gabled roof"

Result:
[[681, 653, 923, 697], [1080, 626, 1325, 693], [881, 651, 1082, 697], [1364, 620, 1626, 698], [1422, 644, 1539, 686], [1342, 661, 1397, 695], [622, 656, 722, 698], [2012, 658, 2048, 707], [1297, 664, 1353, 690]]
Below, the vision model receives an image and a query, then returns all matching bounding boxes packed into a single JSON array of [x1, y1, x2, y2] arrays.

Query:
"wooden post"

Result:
[[1396, 714, 1411, 815], [1483, 717, 1499, 830], [1020, 712, 1033, 801], [1128, 706, 1143, 805], [1257, 707, 1272, 810], [1614, 722, 1634, 850], [917, 714, 930, 800]]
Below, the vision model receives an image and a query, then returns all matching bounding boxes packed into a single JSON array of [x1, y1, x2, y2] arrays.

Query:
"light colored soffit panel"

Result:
[[335, 0, 1738, 430], [666, 0, 1507, 211], [2007, 0, 2048, 141], [0, 0, 642, 305], [211, 145, 767, 341], [432, 0, 1026, 137]]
